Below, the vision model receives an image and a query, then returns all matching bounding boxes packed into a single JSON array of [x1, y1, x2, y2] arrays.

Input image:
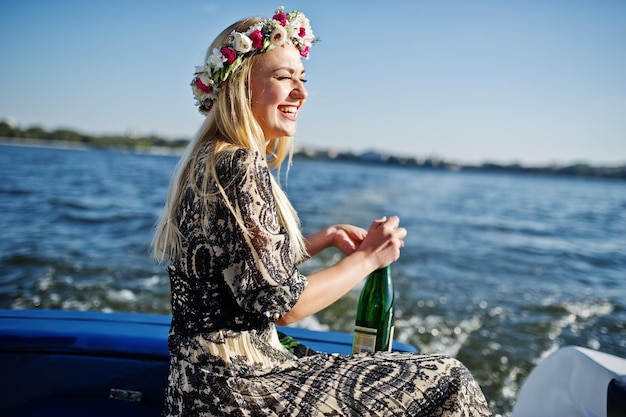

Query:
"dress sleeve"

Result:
[[218, 149, 307, 322]]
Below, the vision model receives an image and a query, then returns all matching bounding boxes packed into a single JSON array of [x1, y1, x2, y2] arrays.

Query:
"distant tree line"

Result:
[[293, 148, 626, 180], [2, 120, 624, 179], [0, 120, 188, 151]]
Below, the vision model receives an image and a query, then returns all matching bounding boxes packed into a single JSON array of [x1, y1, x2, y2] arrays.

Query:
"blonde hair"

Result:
[[153, 17, 307, 263]]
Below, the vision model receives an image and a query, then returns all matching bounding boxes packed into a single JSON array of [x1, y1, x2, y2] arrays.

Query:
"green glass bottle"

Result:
[[351, 264, 395, 353]]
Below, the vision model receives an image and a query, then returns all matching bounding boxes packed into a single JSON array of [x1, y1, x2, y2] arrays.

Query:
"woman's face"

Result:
[[250, 44, 308, 140]]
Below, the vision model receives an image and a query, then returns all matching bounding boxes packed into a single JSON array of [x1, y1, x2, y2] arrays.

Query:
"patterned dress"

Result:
[[164, 147, 492, 416]]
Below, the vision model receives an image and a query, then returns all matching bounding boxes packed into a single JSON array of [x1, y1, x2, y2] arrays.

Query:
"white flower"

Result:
[[270, 25, 287, 47], [287, 13, 306, 37], [285, 24, 297, 39], [232, 32, 252, 53], [303, 31, 314, 48], [198, 73, 212, 87], [207, 47, 225, 69], [244, 23, 263, 37]]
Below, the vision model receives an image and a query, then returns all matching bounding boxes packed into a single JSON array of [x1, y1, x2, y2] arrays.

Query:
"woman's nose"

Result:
[[291, 82, 308, 100]]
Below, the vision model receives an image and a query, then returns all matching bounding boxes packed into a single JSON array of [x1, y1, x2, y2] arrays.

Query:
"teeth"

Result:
[[279, 106, 297, 114]]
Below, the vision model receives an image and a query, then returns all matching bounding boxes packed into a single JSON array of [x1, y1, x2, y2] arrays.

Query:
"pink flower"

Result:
[[300, 46, 309, 58], [273, 11, 287, 26], [195, 77, 211, 93], [299, 27, 306, 38], [249, 30, 263, 49], [220, 47, 236, 65]]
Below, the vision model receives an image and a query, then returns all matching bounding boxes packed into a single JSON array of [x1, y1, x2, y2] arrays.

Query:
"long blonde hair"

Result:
[[153, 17, 307, 263]]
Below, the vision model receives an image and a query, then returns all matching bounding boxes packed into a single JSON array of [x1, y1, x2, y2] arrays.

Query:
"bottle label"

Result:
[[352, 326, 377, 353]]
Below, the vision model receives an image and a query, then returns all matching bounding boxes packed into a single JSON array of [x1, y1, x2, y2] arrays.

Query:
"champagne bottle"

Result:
[[351, 264, 395, 353]]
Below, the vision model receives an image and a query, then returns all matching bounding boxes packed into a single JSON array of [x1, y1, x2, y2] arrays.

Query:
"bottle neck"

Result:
[[370, 265, 392, 282]]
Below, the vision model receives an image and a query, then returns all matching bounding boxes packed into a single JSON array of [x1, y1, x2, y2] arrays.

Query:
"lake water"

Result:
[[1, 143, 624, 415]]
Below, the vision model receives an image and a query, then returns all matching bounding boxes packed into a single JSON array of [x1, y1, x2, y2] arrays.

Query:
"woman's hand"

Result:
[[304, 224, 367, 258], [330, 224, 367, 255], [278, 216, 407, 325], [355, 216, 407, 269]]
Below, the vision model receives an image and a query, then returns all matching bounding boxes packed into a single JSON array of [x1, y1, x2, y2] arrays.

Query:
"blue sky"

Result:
[[1, 0, 625, 165]]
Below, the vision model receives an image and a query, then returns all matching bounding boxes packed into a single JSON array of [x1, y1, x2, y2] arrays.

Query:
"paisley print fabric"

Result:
[[164, 147, 492, 416]]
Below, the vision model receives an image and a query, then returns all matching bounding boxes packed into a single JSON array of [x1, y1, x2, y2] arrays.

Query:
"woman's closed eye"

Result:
[[276, 75, 307, 83]]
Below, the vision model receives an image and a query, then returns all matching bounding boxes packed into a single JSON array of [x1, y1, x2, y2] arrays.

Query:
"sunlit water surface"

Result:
[[1, 143, 624, 415]]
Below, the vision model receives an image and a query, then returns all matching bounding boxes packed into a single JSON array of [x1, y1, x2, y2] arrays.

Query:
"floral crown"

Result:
[[191, 6, 315, 115]]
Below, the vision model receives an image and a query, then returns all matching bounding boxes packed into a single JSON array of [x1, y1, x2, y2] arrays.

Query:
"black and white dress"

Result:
[[164, 147, 492, 416]]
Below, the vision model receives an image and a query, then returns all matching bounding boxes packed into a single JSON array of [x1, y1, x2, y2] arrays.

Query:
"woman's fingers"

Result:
[[332, 224, 368, 255], [362, 216, 408, 265]]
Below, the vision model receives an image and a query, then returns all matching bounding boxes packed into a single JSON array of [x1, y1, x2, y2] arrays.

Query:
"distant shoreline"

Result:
[[0, 137, 184, 156], [1, 129, 625, 180], [4, 137, 624, 180]]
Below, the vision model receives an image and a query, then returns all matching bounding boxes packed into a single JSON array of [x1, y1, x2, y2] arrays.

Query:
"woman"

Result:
[[153, 7, 491, 416]]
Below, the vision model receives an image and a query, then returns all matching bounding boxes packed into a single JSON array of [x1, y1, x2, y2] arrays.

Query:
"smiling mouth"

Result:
[[278, 105, 298, 116]]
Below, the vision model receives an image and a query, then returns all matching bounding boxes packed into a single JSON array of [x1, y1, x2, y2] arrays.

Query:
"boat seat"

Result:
[[0, 309, 418, 416], [5, 396, 161, 417]]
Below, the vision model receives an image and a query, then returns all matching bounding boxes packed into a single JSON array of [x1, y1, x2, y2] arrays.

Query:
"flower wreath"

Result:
[[191, 6, 315, 115]]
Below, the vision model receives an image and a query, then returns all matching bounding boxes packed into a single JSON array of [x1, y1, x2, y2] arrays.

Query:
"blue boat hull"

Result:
[[0, 309, 416, 416]]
